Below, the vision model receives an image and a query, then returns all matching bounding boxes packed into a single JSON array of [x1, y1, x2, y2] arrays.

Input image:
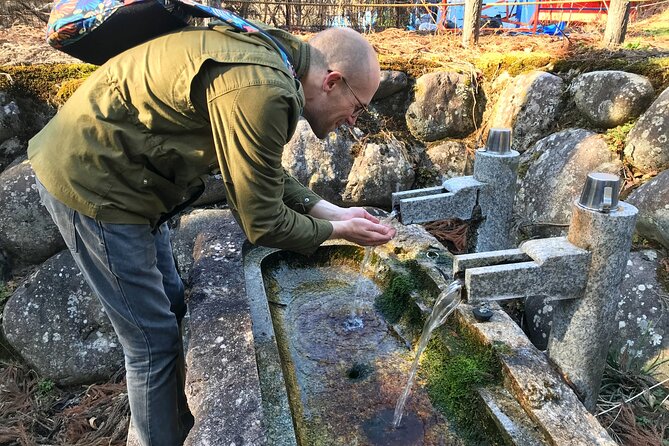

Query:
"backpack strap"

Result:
[[176, 0, 297, 78]]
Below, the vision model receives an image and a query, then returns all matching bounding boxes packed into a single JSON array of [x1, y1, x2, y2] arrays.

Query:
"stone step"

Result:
[[478, 386, 550, 446]]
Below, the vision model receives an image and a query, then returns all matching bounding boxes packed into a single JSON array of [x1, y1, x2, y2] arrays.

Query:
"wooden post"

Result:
[[603, 0, 631, 47], [462, 0, 483, 47]]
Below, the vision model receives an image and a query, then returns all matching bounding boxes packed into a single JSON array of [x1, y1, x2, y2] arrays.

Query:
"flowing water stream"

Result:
[[393, 279, 463, 428]]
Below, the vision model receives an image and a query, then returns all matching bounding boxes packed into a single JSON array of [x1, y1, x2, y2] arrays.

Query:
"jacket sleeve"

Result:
[[282, 169, 325, 214], [203, 68, 333, 255]]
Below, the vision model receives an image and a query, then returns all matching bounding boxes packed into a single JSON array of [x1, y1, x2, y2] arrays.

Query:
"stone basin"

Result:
[[243, 243, 461, 446]]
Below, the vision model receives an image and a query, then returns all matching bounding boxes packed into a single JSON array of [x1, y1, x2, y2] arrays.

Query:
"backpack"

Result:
[[46, 0, 295, 73]]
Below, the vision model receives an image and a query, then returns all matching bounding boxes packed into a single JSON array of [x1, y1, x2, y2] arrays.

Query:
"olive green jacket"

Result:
[[28, 24, 333, 254]]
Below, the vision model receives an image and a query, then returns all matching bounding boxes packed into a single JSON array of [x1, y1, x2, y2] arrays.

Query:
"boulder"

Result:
[[569, 71, 655, 128], [489, 71, 565, 153], [0, 137, 24, 172], [2, 251, 123, 385], [515, 129, 621, 239], [624, 86, 669, 173], [421, 140, 472, 181], [626, 169, 669, 249], [170, 209, 240, 282], [342, 136, 415, 208], [0, 94, 21, 143], [405, 71, 484, 142], [0, 160, 65, 267], [282, 119, 356, 205], [373, 70, 409, 100], [612, 250, 669, 369]]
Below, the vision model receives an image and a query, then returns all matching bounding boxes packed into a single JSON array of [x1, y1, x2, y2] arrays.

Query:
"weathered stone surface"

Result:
[[0, 160, 65, 266], [552, 203, 637, 411], [0, 93, 21, 143], [626, 169, 669, 249], [2, 251, 123, 385], [490, 71, 565, 153], [613, 250, 669, 368], [370, 88, 411, 120], [342, 136, 415, 207], [457, 303, 617, 445], [191, 173, 227, 207], [406, 71, 484, 142], [570, 71, 655, 128], [421, 140, 472, 181], [0, 137, 24, 172], [282, 119, 356, 205], [624, 86, 669, 173], [373, 70, 409, 100], [515, 129, 621, 240], [171, 208, 241, 281], [183, 209, 265, 446]]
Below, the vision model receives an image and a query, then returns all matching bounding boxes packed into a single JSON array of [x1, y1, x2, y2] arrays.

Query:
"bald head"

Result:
[[301, 28, 380, 138], [308, 27, 380, 94]]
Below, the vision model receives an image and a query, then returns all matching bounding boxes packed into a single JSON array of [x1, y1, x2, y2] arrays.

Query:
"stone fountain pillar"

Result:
[[547, 173, 638, 411]]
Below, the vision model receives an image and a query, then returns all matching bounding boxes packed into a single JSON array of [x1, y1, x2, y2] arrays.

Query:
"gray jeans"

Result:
[[36, 178, 193, 446]]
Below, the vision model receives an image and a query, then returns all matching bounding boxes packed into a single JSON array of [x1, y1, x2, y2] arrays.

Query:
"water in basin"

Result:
[[259, 247, 458, 446]]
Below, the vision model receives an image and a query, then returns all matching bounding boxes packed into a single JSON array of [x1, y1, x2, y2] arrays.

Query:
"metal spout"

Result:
[[578, 172, 620, 213], [484, 128, 512, 154]]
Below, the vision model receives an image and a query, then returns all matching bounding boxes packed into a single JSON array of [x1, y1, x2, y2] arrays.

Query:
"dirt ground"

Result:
[[1, 8, 667, 67]]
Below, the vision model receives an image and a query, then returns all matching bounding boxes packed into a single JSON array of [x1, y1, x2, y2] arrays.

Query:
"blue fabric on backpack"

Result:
[[47, 0, 295, 74]]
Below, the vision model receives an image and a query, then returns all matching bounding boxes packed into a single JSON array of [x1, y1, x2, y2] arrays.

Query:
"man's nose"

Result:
[[346, 115, 357, 126]]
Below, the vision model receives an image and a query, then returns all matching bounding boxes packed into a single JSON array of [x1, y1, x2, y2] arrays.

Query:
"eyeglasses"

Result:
[[328, 70, 369, 118]]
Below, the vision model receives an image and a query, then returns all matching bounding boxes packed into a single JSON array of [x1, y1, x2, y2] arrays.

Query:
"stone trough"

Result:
[[180, 209, 618, 446]]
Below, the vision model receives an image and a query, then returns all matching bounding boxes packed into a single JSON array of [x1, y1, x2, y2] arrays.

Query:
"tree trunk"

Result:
[[603, 0, 631, 47], [462, 0, 482, 47]]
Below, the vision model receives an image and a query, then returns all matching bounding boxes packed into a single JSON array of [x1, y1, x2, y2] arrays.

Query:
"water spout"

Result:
[[392, 279, 463, 428]]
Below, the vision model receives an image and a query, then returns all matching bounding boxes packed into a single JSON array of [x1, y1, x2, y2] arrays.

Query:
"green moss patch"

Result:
[[375, 272, 419, 324], [421, 328, 502, 443], [0, 63, 96, 104], [474, 51, 555, 78]]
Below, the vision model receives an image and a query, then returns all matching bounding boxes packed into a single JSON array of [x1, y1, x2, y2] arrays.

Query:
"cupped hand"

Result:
[[330, 218, 396, 246]]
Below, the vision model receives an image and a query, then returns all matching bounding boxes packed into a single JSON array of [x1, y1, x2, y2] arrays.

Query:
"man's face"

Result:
[[303, 70, 378, 139]]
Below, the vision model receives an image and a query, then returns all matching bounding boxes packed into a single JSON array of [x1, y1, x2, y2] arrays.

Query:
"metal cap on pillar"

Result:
[[578, 172, 621, 213], [484, 128, 512, 154]]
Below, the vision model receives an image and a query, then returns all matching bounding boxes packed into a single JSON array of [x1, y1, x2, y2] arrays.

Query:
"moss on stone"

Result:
[[374, 272, 417, 324], [604, 121, 635, 156], [517, 150, 541, 179], [421, 328, 502, 444], [553, 56, 669, 91], [0, 63, 96, 104], [474, 51, 555, 78]]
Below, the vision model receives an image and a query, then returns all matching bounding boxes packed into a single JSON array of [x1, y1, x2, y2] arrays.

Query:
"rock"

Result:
[[282, 119, 356, 205], [0, 160, 65, 267], [2, 251, 123, 385], [0, 97, 21, 143], [612, 250, 669, 369], [624, 86, 669, 173], [626, 169, 669, 249], [373, 70, 409, 100], [370, 88, 411, 121], [421, 140, 472, 181], [183, 209, 264, 446], [406, 71, 484, 142], [0, 137, 24, 172], [515, 129, 621, 240], [490, 71, 565, 153], [171, 209, 237, 281], [569, 71, 655, 128], [192, 173, 227, 207], [0, 247, 9, 281], [343, 136, 415, 208], [523, 296, 554, 351]]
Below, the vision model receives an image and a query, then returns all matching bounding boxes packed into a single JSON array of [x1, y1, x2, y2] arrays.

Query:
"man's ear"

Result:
[[323, 70, 342, 92]]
